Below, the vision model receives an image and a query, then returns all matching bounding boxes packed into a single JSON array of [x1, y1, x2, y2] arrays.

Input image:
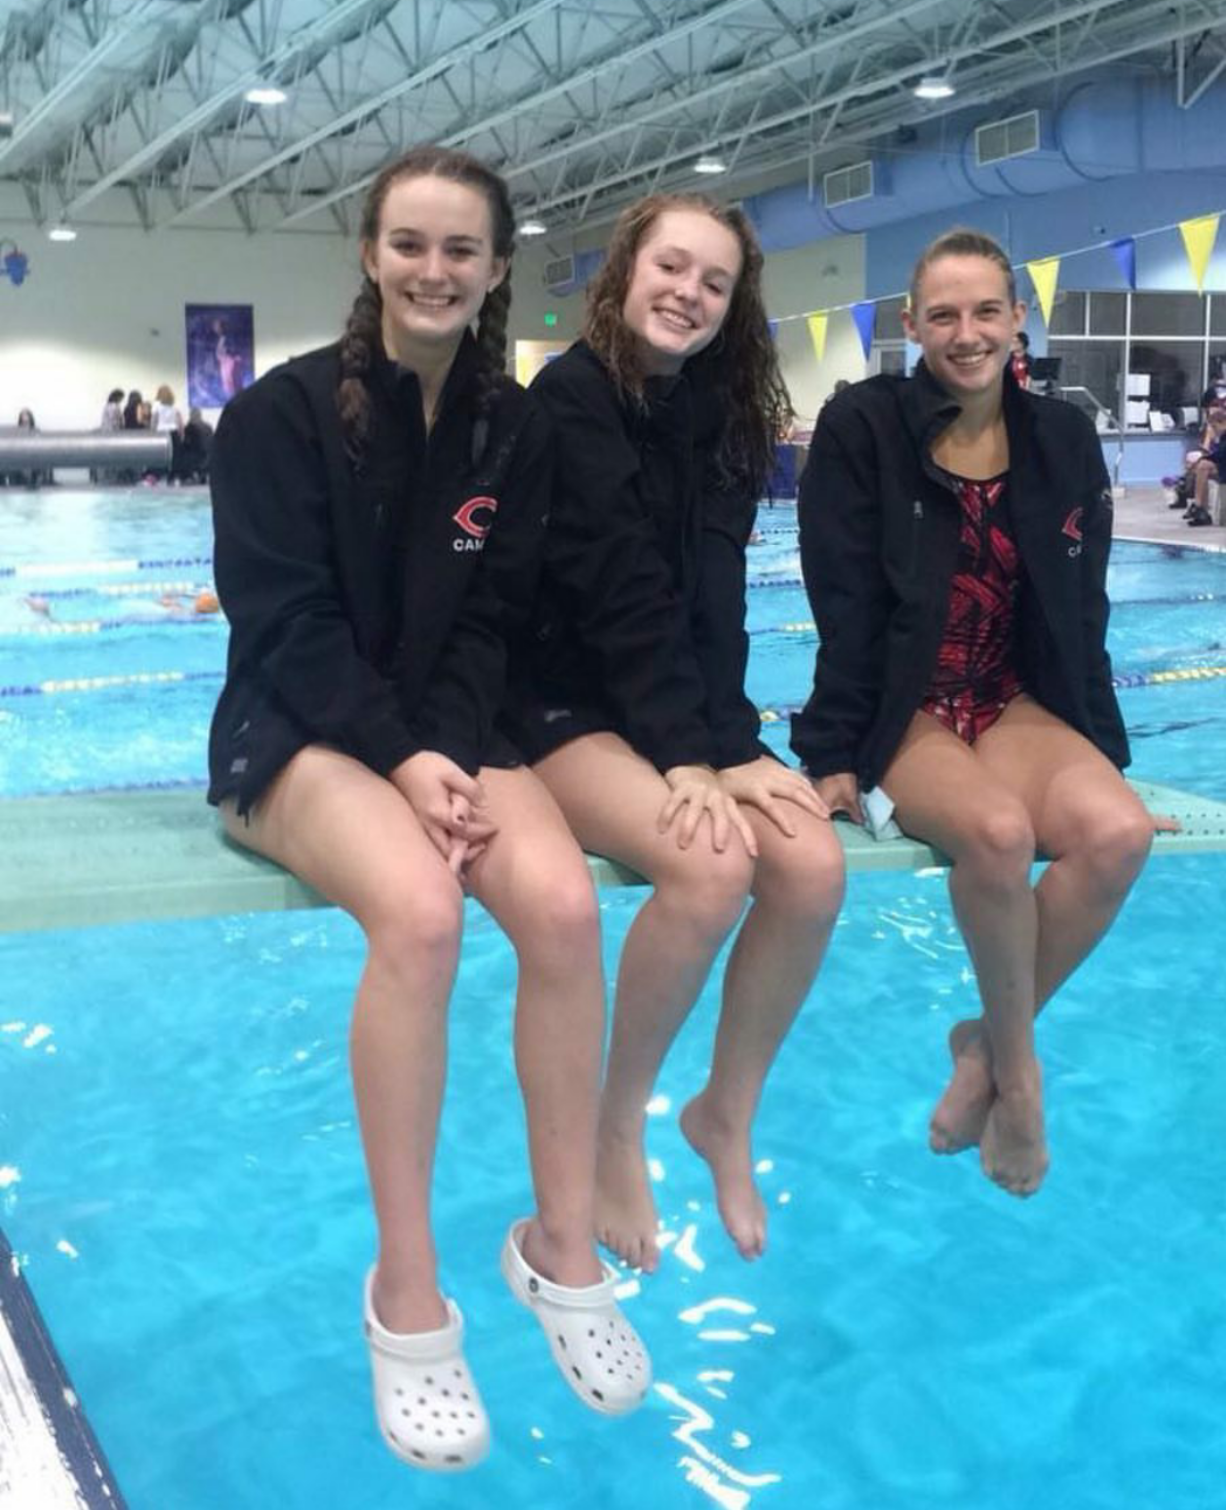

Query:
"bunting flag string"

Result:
[[766, 207, 1224, 366]]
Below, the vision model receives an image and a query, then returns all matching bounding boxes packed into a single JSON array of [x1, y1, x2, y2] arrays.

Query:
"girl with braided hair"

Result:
[[207, 146, 649, 1473], [505, 193, 845, 1274]]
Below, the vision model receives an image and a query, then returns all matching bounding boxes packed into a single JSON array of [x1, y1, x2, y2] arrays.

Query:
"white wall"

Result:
[[0, 184, 864, 430], [762, 236, 865, 428]]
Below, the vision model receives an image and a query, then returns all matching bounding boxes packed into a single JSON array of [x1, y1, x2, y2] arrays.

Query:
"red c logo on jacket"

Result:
[[1061, 507, 1083, 543], [453, 495, 498, 539]]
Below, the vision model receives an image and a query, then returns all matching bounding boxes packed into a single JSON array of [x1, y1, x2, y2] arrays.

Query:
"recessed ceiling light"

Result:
[[518, 218, 547, 237], [48, 224, 77, 242], [694, 154, 728, 175], [245, 85, 287, 106], [913, 75, 955, 100]]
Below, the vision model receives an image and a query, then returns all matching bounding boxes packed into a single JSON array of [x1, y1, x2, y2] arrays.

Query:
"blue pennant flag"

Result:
[[851, 301, 877, 359], [1109, 236, 1136, 289]]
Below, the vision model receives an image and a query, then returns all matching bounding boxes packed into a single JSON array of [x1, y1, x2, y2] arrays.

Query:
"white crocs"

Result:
[[500, 1219, 651, 1416], [363, 1270, 491, 1471]]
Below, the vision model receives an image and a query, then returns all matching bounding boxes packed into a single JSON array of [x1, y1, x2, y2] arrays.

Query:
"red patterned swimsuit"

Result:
[[919, 473, 1025, 743]]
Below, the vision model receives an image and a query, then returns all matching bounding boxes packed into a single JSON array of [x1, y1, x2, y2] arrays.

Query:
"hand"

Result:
[[390, 751, 497, 876], [718, 756, 830, 837], [659, 764, 758, 857], [811, 771, 863, 824]]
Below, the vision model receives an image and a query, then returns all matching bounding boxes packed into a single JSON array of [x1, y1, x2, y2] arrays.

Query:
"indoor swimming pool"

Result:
[[2, 489, 1225, 1509]]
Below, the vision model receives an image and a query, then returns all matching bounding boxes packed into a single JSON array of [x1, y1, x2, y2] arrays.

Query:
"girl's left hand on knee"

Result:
[[718, 757, 831, 836]]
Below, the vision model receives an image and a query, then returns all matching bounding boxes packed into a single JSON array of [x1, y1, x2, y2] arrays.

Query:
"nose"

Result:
[[672, 269, 702, 303], [419, 246, 448, 284]]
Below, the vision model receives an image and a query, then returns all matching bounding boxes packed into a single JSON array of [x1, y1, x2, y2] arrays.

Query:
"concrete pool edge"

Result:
[[2, 780, 1225, 936]]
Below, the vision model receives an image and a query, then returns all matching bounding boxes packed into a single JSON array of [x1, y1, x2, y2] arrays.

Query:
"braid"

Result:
[[337, 278, 382, 462], [471, 278, 512, 467]]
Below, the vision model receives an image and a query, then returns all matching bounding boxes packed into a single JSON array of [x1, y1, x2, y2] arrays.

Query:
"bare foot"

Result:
[[595, 1127, 660, 1272], [680, 1094, 767, 1261], [518, 1216, 604, 1289], [980, 1073, 1049, 1197], [929, 1019, 995, 1154]]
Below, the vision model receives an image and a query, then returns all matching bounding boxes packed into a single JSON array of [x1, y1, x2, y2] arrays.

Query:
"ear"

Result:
[[360, 241, 378, 285], [900, 305, 918, 344], [1012, 300, 1028, 331], [487, 255, 509, 295]]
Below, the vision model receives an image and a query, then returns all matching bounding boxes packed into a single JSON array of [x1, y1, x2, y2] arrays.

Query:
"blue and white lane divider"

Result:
[[0, 554, 211, 580], [3, 667, 1226, 704]]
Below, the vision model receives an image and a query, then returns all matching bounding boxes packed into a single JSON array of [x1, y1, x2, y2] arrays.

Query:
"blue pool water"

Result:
[[2, 490, 1226, 1509]]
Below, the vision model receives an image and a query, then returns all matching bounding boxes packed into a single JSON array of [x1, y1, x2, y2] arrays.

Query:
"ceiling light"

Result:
[[518, 218, 547, 237], [913, 75, 955, 100], [48, 224, 77, 242], [693, 154, 728, 175], [245, 85, 287, 106]]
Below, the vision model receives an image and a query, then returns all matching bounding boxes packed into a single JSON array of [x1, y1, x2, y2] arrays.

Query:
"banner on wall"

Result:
[[850, 301, 876, 359], [186, 304, 254, 409], [1109, 237, 1137, 289], [806, 312, 828, 362]]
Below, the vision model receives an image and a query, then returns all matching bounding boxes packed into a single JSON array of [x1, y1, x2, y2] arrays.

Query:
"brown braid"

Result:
[[582, 192, 792, 497], [336, 145, 517, 464]]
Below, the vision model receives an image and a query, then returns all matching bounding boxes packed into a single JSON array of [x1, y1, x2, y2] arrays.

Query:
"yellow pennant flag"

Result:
[[1180, 213, 1220, 292], [806, 311, 828, 363], [1026, 257, 1061, 325]]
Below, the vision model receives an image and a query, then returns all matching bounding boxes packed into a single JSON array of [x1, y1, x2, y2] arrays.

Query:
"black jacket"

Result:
[[207, 336, 549, 812], [506, 340, 767, 772], [791, 361, 1129, 787]]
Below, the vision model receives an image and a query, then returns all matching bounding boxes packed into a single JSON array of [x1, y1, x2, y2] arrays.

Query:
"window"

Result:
[[1088, 292, 1126, 336], [1128, 340, 1201, 419], [1048, 339, 1122, 418], [1046, 290, 1086, 335], [1131, 292, 1204, 337]]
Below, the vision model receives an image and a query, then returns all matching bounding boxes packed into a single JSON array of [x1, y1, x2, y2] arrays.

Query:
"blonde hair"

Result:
[[156, 384, 175, 405], [909, 227, 1017, 310]]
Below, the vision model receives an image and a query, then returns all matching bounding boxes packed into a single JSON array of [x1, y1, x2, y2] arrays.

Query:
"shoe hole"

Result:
[[424, 1375, 433, 1385], [572, 1366, 582, 1379], [592, 1388, 605, 1402], [445, 1455, 462, 1464], [394, 1388, 404, 1397], [411, 1449, 425, 1461], [557, 1335, 567, 1349], [453, 1368, 462, 1379], [418, 1397, 426, 1406], [442, 1388, 450, 1396]]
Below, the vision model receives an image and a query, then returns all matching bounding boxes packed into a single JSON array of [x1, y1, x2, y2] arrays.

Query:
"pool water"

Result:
[[2, 490, 1226, 1509]]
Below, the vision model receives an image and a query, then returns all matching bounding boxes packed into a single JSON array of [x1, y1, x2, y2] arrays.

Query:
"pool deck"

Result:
[[2, 779, 1225, 936]]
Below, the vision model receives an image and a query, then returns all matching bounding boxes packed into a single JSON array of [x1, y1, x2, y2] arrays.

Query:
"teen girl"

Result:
[[509, 193, 845, 1273], [793, 227, 1171, 1198], [208, 147, 648, 1472]]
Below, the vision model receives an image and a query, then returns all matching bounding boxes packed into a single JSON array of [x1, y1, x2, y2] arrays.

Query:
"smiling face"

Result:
[[361, 173, 507, 365], [620, 208, 743, 376], [903, 254, 1026, 402]]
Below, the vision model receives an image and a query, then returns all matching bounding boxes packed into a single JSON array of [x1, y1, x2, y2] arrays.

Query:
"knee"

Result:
[[656, 846, 753, 940], [755, 840, 846, 922], [1074, 805, 1153, 895], [513, 870, 602, 963], [956, 804, 1036, 885], [366, 885, 464, 979]]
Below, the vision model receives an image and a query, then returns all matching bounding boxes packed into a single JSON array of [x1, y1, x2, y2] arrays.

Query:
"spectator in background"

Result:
[[123, 390, 146, 429], [100, 389, 125, 431], [176, 406, 213, 483], [1010, 330, 1031, 390]]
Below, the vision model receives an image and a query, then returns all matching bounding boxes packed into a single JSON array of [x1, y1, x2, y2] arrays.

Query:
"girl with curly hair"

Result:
[[507, 193, 845, 1272], [208, 146, 649, 1473]]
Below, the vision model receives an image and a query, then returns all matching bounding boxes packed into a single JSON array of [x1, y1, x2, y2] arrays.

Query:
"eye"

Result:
[[705, 280, 728, 296]]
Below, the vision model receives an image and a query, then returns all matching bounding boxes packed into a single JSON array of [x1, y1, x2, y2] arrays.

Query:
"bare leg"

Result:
[[464, 766, 606, 1289], [223, 747, 462, 1332], [681, 804, 844, 1257], [534, 734, 753, 1270], [883, 712, 1048, 1196], [931, 698, 1155, 1150]]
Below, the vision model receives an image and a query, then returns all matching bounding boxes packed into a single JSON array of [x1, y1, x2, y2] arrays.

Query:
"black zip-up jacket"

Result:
[[506, 340, 768, 772], [791, 360, 1129, 787], [207, 336, 550, 813]]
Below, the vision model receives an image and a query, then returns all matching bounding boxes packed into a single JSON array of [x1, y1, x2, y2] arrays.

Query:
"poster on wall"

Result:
[[185, 303, 254, 409]]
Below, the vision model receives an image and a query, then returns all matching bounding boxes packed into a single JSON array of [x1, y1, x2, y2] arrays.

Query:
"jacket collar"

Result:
[[370, 328, 480, 419], [900, 356, 1034, 459]]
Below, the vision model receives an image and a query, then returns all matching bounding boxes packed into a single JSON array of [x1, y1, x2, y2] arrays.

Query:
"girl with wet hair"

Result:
[[794, 225, 1172, 1199], [507, 192, 845, 1274], [208, 145, 649, 1473]]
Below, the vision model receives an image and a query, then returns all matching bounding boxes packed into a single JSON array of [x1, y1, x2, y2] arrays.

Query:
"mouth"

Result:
[[653, 306, 698, 333], [947, 350, 993, 372], [405, 292, 458, 311]]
